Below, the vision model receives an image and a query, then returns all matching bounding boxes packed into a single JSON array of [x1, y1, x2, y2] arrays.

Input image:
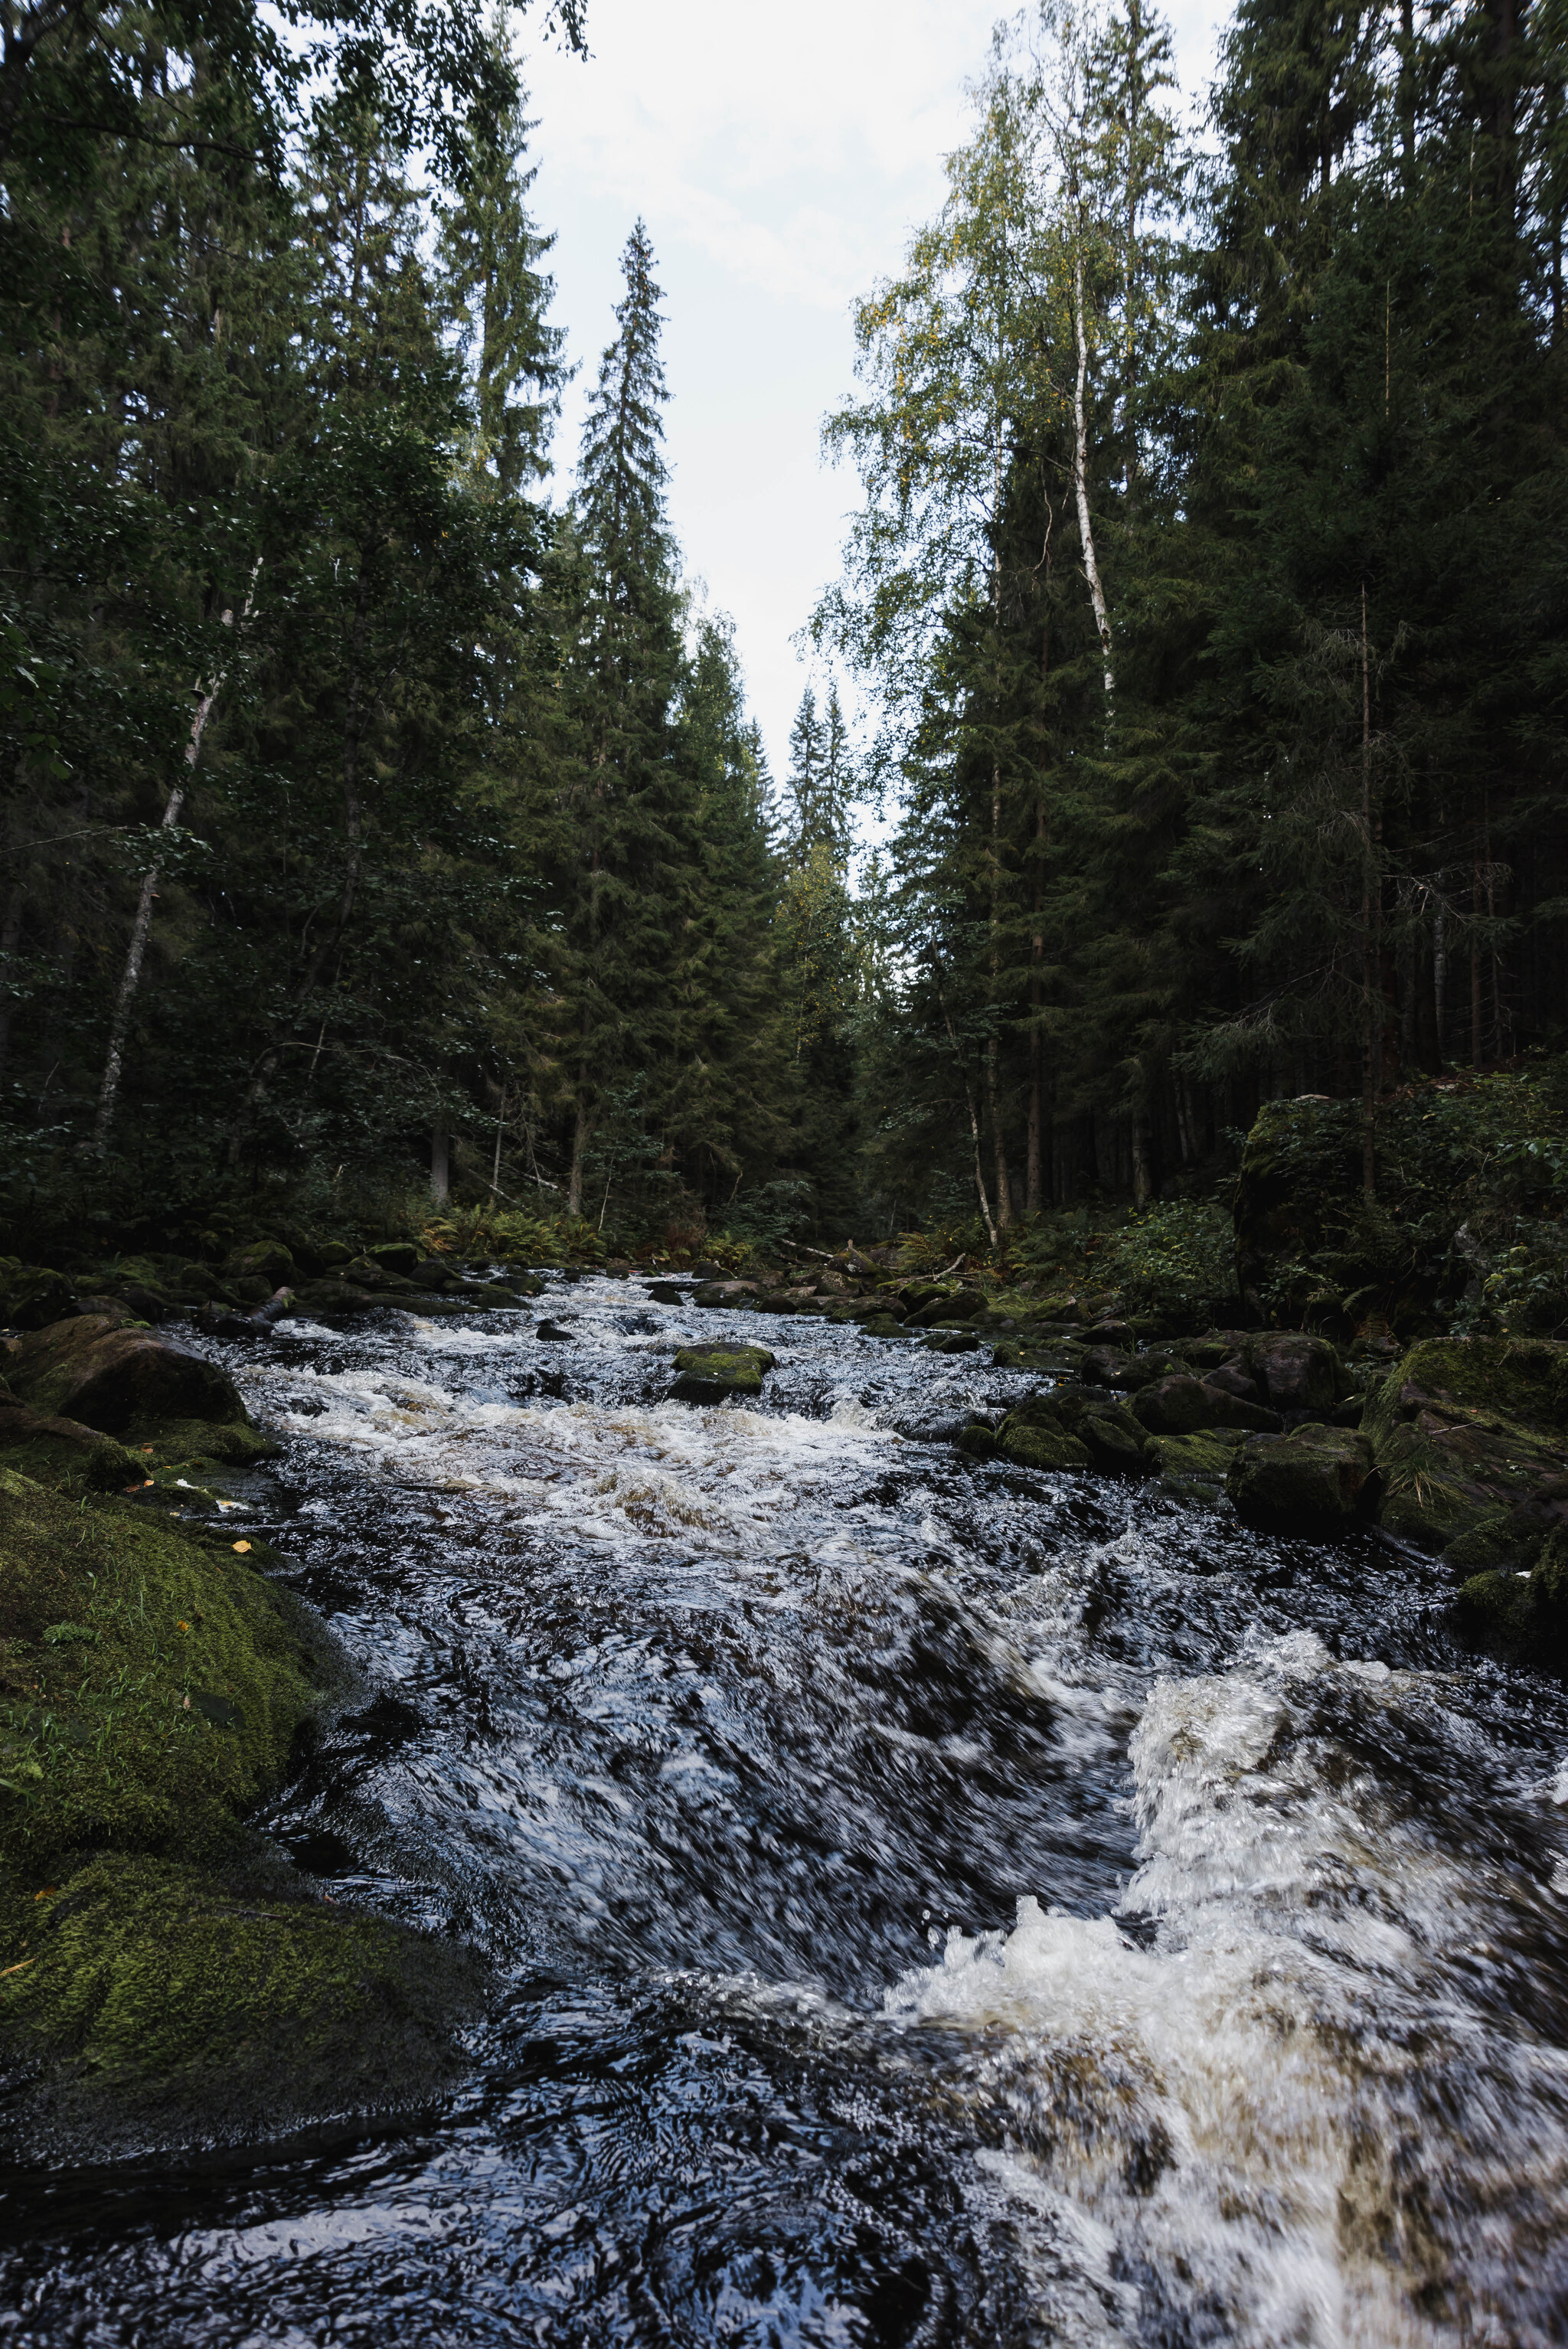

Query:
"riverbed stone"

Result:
[[223, 1240, 295, 1290], [9, 1316, 250, 1438], [995, 1414, 1093, 1472], [1144, 1427, 1243, 1505], [1226, 1425, 1376, 1531], [670, 1344, 776, 1403]]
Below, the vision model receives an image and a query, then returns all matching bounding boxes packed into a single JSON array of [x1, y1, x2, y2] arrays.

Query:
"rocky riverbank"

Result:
[[5, 1116, 1568, 2161], [0, 1308, 486, 2162]]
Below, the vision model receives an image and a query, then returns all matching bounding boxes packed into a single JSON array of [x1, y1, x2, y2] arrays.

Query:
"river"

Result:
[[5, 1272, 1568, 2345]]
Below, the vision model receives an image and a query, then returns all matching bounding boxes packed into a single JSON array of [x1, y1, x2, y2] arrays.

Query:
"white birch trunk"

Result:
[[92, 571, 257, 1152], [1072, 247, 1115, 707]]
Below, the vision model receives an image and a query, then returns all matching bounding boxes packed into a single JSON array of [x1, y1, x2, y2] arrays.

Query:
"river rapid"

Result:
[[5, 1272, 1568, 2347]]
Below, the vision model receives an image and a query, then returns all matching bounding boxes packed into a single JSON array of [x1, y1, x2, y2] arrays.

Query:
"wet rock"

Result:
[[223, 1240, 296, 1290], [1226, 1425, 1377, 1532], [1244, 1332, 1341, 1420], [1204, 1361, 1263, 1404], [536, 1319, 576, 1342], [0, 1263, 79, 1331], [670, 1344, 776, 1403], [1361, 1335, 1568, 1564], [1080, 1346, 1157, 1390], [1454, 1527, 1568, 1668], [694, 1281, 759, 1306], [8, 1315, 250, 1437], [995, 1412, 1093, 1472], [646, 1281, 694, 1303], [923, 1330, 982, 1354], [368, 1242, 420, 1277], [1144, 1428, 1244, 1505], [1081, 1320, 1135, 1350]]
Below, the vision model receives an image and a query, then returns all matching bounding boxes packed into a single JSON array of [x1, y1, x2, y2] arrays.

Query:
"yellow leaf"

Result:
[[232, 1540, 252, 1553]]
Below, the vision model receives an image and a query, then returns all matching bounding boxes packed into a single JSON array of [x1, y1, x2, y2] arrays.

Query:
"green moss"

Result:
[[1455, 1531, 1568, 1669], [1362, 1336, 1568, 1449], [996, 1416, 1092, 1472], [0, 1421, 141, 1495], [0, 1469, 340, 1874], [1144, 1428, 1243, 1507], [670, 1345, 776, 1402], [0, 1851, 485, 2158]]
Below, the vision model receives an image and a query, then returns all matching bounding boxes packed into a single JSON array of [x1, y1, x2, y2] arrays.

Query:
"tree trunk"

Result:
[[95, 567, 257, 1152], [430, 1125, 450, 1204], [567, 1083, 590, 1217], [0, 879, 25, 1086], [1072, 245, 1114, 707], [1359, 585, 1379, 1201]]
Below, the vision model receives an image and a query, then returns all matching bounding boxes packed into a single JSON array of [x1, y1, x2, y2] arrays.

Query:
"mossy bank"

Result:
[[0, 1337, 485, 2164]]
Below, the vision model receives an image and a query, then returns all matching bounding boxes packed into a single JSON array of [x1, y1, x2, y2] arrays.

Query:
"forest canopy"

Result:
[[2, 0, 1564, 1262]]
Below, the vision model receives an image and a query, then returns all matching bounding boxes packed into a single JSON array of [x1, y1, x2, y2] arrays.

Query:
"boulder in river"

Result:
[[1243, 1332, 1341, 1420], [1364, 1335, 1568, 1567], [670, 1344, 776, 1403], [1134, 1374, 1281, 1436], [9, 1315, 251, 1439], [1454, 1527, 1568, 1666], [1144, 1427, 1244, 1504], [1226, 1425, 1377, 1532]]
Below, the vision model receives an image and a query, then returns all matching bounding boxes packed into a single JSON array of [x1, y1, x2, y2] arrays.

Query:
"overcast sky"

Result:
[[523, 0, 1227, 780]]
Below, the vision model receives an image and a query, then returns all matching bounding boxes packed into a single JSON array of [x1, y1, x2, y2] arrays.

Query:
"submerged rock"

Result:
[[670, 1345, 776, 1403]]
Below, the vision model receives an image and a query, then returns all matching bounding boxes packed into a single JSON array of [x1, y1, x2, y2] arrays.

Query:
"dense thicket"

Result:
[[824, 0, 1568, 1235], [4, 0, 1563, 1257]]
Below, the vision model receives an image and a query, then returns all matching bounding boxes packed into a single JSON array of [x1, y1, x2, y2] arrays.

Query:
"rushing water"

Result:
[[6, 1274, 1568, 2346]]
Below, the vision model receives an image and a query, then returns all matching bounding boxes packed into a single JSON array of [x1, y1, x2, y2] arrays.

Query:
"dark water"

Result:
[[6, 1276, 1568, 2346]]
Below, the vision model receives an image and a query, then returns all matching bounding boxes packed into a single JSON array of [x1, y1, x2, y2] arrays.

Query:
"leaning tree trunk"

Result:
[[92, 571, 256, 1154]]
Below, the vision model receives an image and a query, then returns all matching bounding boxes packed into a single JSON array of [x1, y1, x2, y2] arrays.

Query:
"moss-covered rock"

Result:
[[1362, 1336, 1568, 1562], [1225, 1426, 1376, 1532], [0, 1403, 141, 1493], [670, 1345, 776, 1403], [0, 1851, 485, 2161], [995, 1406, 1093, 1472], [10, 1317, 248, 1438], [1144, 1428, 1243, 1506], [222, 1240, 296, 1291], [0, 1469, 337, 1868], [0, 1464, 485, 2159], [1453, 1528, 1568, 1670], [0, 1263, 79, 1332], [1047, 1388, 1152, 1472]]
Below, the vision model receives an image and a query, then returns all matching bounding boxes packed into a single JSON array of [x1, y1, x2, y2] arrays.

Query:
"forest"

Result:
[[2, 0, 1565, 1270]]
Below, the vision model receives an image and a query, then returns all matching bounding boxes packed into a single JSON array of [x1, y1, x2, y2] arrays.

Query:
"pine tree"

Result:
[[551, 220, 694, 1219], [436, 57, 567, 492]]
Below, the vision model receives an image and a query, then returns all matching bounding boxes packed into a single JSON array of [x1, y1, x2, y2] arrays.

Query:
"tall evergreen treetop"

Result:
[[436, 59, 567, 492], [577, 218, 671, 601]]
